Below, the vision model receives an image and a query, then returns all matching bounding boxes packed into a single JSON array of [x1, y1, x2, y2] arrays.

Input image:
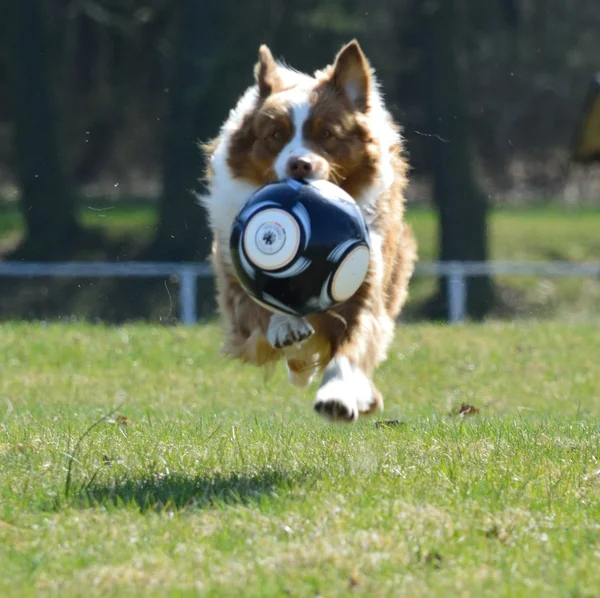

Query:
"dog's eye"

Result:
[[320, 130, 332, 139], [272, 130, 283, 140]]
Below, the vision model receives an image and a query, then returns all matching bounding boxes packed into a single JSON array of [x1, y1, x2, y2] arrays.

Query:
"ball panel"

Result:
[[330, 245, 370, 302], [249, 292, 301, 317], [327, 238, 359, 264], [238, 245, 257, 279], [265, 256, 312, 278], [291, 202, 312, 250], [242, 208, 301, 271], [307, 179, 356, 205]]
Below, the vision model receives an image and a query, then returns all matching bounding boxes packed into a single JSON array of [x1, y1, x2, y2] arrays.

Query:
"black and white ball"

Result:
[[229, 178, 371, 317]]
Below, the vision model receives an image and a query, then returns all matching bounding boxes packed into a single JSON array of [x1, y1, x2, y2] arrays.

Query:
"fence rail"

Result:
[[1, 260, 599, 325]]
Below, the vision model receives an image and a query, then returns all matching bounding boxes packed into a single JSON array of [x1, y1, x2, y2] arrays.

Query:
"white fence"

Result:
[[1, 260, 599, 325]]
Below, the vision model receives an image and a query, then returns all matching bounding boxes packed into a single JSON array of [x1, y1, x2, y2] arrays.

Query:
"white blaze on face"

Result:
[[272, 88, 327, 181]]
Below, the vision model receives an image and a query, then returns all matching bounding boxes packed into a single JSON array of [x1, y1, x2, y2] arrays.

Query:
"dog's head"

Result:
[[213, 40, 400, 202]]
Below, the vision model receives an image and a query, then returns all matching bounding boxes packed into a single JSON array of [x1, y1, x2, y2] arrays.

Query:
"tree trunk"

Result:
[[146, 0, 231, 317], [151, 0, 219, 263], [418, 0, 495, 320], [10, 0, 81, 259]]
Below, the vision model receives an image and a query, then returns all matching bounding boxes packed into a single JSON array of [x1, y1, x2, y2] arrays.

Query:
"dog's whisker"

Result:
[[328, 163, 346, 185]]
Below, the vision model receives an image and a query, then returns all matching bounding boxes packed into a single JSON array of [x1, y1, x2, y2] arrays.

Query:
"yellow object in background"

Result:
[[572, 72, 600, 163]]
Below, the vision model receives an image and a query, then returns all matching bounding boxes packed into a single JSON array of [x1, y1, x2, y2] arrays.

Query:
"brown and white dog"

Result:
[[201, 40, 417, 422]]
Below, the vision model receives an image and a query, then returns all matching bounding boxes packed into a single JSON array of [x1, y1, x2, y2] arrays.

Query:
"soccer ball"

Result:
[[229, 178, 371, 317]]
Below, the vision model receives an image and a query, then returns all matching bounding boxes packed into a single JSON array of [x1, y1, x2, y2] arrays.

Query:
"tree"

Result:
[[150, 0, 220, 263], [148, 0, 293, 315], [9, 0, 82, 259], [416, 0, 495, 319]]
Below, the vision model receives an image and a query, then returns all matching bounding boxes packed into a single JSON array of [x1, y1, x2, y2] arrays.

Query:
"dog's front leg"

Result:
[[312, 307, 391, 422], [313, 354, 383, 422], [313, 241, 393, 422]]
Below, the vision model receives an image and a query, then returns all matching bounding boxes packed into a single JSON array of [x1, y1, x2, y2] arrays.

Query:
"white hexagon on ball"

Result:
[[330, 245, 370, 302], [243, 208, 301, 271]]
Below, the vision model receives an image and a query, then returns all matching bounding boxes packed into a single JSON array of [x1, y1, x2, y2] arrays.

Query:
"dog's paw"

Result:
[[267, 314, 314, 349], [314, 357, 381, 423], [314, 393, 359, 422]]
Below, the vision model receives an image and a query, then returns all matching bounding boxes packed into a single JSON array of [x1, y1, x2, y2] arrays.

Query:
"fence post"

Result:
[[178, 267, 198, 326], [447, 262, 467, 324]]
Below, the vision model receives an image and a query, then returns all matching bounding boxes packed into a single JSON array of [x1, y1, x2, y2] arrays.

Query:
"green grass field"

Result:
[[2, 323, 599, 597]]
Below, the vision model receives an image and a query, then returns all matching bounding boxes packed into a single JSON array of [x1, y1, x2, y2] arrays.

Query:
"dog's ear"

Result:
[[329, 40, 371, 111], [254, 44, 282, 98]]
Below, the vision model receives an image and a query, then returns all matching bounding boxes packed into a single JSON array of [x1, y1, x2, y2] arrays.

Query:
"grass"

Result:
[[1, 322, 600, 597], [405, 207, 600, 321], [0, 198, 157, 243]]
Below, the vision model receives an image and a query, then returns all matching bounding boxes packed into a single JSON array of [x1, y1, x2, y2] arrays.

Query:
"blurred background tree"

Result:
[[9, 0, 82, 259], [414, 0, 518, 319], [150, 0, 215, 263]]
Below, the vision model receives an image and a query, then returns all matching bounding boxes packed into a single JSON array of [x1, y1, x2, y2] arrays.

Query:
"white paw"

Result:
[[266, 314, 314, 349], [314, 357, 379, 422], [314, 384, 359, 421]]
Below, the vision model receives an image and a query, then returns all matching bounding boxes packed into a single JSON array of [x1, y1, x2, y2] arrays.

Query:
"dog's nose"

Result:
[[286, 157, 313, 179]]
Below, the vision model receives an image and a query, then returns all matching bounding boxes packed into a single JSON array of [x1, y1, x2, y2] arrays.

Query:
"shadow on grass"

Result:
[[75, 469, 310, 513]]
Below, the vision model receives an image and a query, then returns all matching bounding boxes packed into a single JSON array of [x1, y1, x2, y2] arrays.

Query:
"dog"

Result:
[[200, 40, 417, 422]]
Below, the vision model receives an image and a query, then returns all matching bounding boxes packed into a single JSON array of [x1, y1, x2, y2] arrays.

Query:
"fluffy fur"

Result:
[[200, 40, 417, 422]]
